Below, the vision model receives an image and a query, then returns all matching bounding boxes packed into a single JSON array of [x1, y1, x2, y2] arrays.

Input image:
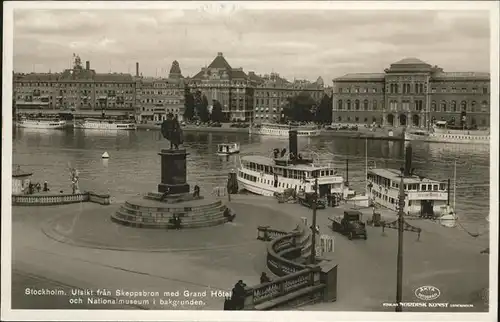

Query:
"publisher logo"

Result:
[[415, 286, 441, 301]]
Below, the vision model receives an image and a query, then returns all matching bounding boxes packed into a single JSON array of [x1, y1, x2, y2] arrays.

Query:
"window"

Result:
[[402, 100, 410, 111], [346, 100, 351, 110], [441, 101, 447, 112], [364, 117, 368, 123], [471, 101, 476, 112], [364, 100, 369, 110], [461, 100, 467, 111], [451, 101, 457, 112], [355, 100, 360, 110], [481, 101, 488, 112], [431, 101, 437, 112], [338, 116, 342, 122], [373, 100, 378, 110], [355, 117, 359, 122], [483, 87, 488, 94], [415, 100, 423, 111]]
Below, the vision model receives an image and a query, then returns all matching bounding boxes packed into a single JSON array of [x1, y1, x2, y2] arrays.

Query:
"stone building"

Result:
[[13, 55, 137, 119], [332, 58, 490, 128], [252, 73, 324, 123], [136, 60, 185, 122], [188, 52, 258, 121]]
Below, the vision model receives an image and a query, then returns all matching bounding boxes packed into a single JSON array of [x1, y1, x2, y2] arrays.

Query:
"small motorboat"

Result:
[[216, 143, 240, 156]]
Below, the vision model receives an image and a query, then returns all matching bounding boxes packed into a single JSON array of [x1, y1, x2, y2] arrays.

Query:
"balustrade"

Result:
[[13, 191, 110, 206]]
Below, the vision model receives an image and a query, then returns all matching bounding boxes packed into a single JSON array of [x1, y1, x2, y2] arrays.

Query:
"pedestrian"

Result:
[[43, 181, 49, 192], [260, 272, 271, 284]]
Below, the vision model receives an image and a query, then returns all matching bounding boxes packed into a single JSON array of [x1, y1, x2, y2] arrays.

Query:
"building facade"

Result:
[[136, 60, 186, 122], [252, 73, 324, 123], [14, 55, 136, 119], [332, 58, 490, 128]]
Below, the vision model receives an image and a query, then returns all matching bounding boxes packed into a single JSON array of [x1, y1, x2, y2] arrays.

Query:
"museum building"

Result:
[[332, 58, 490, 128]]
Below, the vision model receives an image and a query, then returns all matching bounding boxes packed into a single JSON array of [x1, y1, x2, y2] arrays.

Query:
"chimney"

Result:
[[217, 52, 223, 57], [404, 145, 412, 177], [85, 61, 90, 70], [136, 62, 139, 77], [289, 129, 298, 161]]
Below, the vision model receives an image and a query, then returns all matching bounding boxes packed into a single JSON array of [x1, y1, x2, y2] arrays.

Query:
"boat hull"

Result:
[[17, 121, 67, 129], [216, 151, 240, 156], [404, 131, 489, 144], [74, 122, 137, 130]]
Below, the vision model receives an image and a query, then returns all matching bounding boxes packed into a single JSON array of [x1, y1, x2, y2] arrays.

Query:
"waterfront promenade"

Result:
[[136, 122, 405, 141], [11, 194, 488, 311]]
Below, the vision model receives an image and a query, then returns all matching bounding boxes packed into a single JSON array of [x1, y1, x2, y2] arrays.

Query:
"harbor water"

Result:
[[12, 127, 490, 230]]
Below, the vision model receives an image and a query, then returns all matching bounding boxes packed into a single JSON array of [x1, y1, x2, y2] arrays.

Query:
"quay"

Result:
[[135, 123, 405, 141], [11, 193, 488, 311]]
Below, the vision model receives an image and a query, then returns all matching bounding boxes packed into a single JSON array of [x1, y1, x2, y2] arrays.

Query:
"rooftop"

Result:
[[368, 168, 443, 184], [391, 57, 430, 65], [334, 73, 385, 81], [241, 155, 336, 171]]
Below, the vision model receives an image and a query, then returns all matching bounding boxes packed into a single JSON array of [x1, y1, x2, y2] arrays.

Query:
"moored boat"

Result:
[[74, 118, 137, 130], [17, 118, 67, 129], [367, 144, 455, 218], [216, 143, 240, 156], [249, 122, 320, 137], [404, 121, 489, 144], [238, 129, 353, 199]]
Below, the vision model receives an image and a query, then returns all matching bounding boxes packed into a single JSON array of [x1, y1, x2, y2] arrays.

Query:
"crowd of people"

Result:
[[24, 181, 50, 195]]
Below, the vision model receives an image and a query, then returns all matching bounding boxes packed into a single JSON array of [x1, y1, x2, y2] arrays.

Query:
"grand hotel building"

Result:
[[332, 58, 491, 128]]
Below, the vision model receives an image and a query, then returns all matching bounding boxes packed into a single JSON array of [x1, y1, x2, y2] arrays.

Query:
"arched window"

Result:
[[481, 100, 488, 112], [363, 100, 369, 110], [372, 117, 377, 123], [460, 100, 467, 111], [337, 100, 343, 110], [355, 116, 359, 122], [431, 101, 437, 112], [337, 116, 342, 122], [471, 101, 476, 112], [347, 116, 351, 121], [441, 101, 446, 112], [451, 101, 457, 112], [346, 100, 351, 110], [373, 100, 377, 110], [355, 100, 360, 110]]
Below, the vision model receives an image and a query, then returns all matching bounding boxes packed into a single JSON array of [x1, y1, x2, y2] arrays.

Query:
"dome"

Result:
[[392, 57, 429, 65]]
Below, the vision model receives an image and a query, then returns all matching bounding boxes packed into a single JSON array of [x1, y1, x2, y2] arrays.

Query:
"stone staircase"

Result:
[[111, 197, 231, 229]]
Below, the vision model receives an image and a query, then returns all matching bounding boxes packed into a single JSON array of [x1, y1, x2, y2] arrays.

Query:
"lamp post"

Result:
[[395, 167, 405, 312], [309, 176, 319, 265]]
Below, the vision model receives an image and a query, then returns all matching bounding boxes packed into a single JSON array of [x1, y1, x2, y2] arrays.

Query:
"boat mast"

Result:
[[365, 138, 368, 195], [453, 159, 457, 209]]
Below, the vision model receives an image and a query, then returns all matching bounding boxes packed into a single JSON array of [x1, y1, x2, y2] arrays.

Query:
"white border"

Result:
[[2, 1, 498, 321]]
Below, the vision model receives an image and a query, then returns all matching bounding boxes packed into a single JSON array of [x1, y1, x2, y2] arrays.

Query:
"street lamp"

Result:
[[309, 176, 319, 265], [395, 167, 405, 312]]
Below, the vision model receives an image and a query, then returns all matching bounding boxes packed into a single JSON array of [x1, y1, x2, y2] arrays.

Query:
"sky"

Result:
[[12, 5, 491, 81]]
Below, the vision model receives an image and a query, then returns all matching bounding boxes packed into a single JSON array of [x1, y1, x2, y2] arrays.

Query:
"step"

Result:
[[110, 213, 230, 229], [124, 200, 223, 213], [114, 208, 227, 223], [120, 203, 226, 217]]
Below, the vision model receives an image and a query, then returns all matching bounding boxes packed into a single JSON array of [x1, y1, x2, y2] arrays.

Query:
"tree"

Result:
[[193, 91, 210, 122], [315, 94, 333, 124], [281, 91, 316, 122], [211, 100, 224, 122], [183, 88, 195, 121]]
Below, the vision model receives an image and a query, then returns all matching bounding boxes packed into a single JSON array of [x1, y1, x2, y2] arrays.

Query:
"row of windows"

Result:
[[431, 100, 488, 112], [15, 83, 135, 88], [337, 99, 381, 110], [338, 84, 489, 95]]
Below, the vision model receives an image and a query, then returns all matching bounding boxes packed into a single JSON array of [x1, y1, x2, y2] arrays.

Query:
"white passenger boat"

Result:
[[249, 122, 320, 137], [404, 121, 489, 145], [216, 143, 240, 156], [367, 144, 455, 217], [238, 129, 353, 199], [17, 118, 67, 129], [74, 118, 137, 130]]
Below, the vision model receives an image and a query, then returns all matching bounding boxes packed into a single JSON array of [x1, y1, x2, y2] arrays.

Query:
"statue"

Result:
[[161, 113, 184, 150], [68, 163, 80, 194]]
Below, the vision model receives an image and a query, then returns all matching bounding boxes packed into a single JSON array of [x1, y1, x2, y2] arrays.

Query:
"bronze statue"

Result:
[[161, 113, 183, 149]]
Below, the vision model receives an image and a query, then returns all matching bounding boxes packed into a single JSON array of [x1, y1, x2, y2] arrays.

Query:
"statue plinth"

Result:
[[158, 148, 190, 195]]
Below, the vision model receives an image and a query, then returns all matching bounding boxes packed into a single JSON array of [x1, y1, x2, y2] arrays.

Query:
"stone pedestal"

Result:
[[158, 148, 190, 195]]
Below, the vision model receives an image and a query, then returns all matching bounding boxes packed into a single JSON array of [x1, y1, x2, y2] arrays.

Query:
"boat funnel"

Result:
[[289, 129, 298, 160], [404, 144, 412, 176], [102, 152, 110, 159]]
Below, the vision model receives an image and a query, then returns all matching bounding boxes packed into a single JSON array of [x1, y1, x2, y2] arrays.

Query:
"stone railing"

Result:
[[12, 191, 110, 206], [228, 221, 337, 311]]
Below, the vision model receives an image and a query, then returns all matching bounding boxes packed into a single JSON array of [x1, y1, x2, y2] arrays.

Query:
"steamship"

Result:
[[367, 145, 454, 217], [237, 129, 354, 198], [74, 118, 137, 130], [249, 123, 321, 137], [17, 117, 67, 129], [404, 121, 490, 145]]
